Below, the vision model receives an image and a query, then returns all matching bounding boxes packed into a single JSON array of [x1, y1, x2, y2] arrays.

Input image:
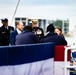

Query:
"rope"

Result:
[[10, 0, 20, 25]]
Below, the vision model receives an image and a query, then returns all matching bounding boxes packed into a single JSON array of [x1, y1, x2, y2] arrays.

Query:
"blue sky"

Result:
[[0, 0, 76, 5], [0, 0, 76, 29]]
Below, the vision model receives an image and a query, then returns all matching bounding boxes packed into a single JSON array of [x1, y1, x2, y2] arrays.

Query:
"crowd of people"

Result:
[[0, 18, 67, 46]]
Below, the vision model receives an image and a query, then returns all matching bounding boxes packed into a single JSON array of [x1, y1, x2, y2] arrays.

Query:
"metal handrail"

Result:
[[64, 46, 76, 75]]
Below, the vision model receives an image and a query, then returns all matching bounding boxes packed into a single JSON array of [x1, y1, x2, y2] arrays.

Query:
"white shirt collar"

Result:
[[5, 26, 8, 29], [16, 28, 21, 34]]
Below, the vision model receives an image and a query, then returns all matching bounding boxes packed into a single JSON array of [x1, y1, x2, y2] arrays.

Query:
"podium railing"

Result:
[[64, 47, 76, 75]]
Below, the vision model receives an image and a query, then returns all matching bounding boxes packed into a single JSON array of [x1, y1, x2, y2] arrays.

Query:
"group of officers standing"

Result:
[[0, 18, 67, 46], [0, 18, 44, 46]]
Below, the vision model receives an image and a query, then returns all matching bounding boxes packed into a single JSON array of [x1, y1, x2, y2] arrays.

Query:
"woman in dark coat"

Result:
[[42, 24, 67, 45]]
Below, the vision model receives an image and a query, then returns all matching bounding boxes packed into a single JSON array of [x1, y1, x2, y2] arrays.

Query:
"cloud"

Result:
[[1, 0, 76, 6], [0, 0, 76, 21], [0, 0, 17, 4], [14, 5, 76, 19]]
